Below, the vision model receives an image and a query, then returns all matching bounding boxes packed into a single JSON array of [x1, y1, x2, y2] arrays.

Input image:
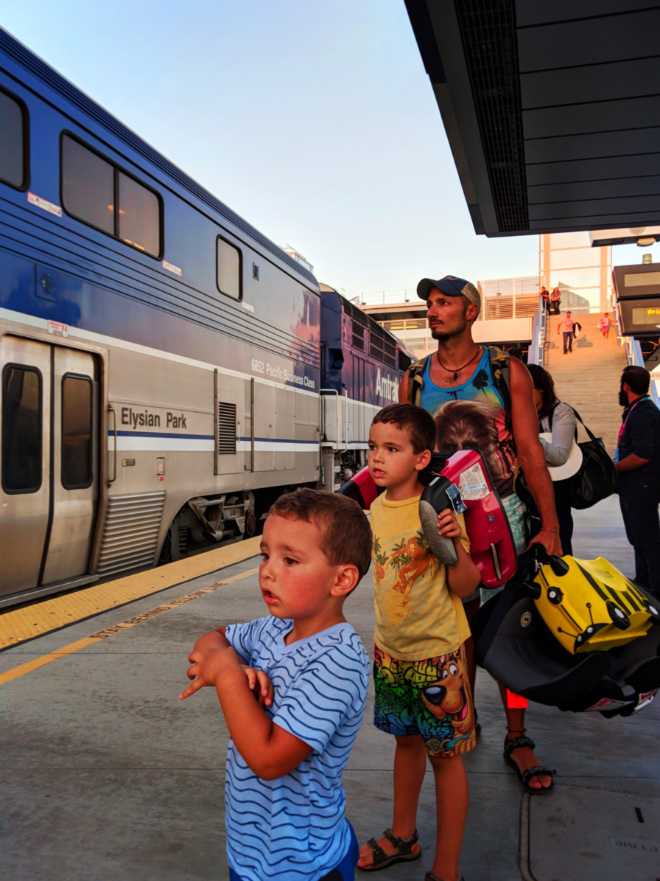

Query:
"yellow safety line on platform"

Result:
[[0, 537, 262, 651], [0, 567, 259, 686]]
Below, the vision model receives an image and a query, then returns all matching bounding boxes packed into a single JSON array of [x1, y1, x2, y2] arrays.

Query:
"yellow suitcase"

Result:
[[533, 555, 660, 654]]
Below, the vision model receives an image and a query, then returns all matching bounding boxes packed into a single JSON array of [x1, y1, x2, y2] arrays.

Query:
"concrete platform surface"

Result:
[[520, 788, 660, 881], [1, 496, 659, 881]]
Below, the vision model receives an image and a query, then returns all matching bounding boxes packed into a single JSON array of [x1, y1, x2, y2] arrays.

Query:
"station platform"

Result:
[[1, 496, 659, 881]]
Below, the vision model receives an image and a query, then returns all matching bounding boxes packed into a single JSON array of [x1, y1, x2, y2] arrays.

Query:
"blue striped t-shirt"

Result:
[[224, 617, 370, 881]]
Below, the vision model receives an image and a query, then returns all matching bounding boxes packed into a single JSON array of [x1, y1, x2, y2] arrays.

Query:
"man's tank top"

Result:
[[419, 347, 517, 497]]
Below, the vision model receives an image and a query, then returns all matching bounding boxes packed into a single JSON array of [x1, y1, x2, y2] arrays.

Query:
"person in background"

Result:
[[615, 366, 660, 599], [400, 274, 560, 795], [557, 311, 575, 354], [540, 286, 550, 313], [527, 365, 578, 556], [597, 312, 615, 339], [550, 287, 561, 314]]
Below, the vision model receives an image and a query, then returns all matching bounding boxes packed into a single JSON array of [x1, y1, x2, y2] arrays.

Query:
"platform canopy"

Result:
[[404, 1, 660, 238]]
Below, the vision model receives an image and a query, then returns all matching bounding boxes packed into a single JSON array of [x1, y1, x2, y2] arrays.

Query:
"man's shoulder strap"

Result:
[[487, 346, 512, 414], [407, 347, 512, 411], [407, 354, 431, 405]]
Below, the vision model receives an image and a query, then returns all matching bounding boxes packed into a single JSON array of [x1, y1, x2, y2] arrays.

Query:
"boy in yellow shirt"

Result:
[[358, 404, 480, 881]]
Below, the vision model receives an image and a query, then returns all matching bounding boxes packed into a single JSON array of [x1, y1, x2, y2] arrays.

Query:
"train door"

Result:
[[0, 336, 99, 597]]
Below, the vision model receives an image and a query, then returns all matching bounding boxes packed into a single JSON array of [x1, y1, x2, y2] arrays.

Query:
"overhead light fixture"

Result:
[[637, 236, 656, 246]]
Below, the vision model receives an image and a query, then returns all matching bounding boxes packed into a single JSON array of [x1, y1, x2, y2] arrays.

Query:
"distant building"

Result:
[[281, 245, 313, 274], [361, 275, 542, 361], [540, 232, 611, 311]]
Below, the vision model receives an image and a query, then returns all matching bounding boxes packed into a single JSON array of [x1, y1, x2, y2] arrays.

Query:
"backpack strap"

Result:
[[488, 347, 512, 424], [407, 355, 431, 406], [407, 347, 513, 419]]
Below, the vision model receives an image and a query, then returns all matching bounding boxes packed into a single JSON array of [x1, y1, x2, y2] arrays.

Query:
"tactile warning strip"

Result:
[[0, 537, 261, 651], [0, 566, 259, 686]]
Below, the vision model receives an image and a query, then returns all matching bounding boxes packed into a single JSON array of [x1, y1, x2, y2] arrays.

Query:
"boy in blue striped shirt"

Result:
[[181, 489, 372, 881]]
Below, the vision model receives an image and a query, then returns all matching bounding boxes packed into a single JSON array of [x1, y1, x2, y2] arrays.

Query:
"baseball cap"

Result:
[[417, 275, 481, 316]]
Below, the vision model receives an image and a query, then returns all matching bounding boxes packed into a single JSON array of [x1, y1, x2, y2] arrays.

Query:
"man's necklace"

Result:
[[436, 346, 482, 381]]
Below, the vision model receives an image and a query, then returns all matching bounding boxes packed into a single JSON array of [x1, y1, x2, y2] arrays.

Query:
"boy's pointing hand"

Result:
[[179, 648, 273, 707], [179, 646, 239, 700]]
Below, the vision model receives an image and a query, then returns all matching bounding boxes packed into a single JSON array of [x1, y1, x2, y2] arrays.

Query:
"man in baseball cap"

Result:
[[395, 271, 561, 797], [417, 275, 481, 315]]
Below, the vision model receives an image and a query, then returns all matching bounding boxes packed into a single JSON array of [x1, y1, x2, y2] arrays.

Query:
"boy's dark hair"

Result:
[[527, 364, 558, 420], [268, 488, 373, 580], [622, 365, 651, 396], [372, 403, 436, 454]]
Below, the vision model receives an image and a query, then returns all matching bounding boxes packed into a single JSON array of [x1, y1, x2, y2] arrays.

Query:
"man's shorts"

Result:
[[373, 643, 476, 757]]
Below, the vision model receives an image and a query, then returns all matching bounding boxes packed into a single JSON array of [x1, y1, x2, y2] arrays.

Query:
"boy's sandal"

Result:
[[357, 828, 421, 872], [424, 873, 465, 881], [503, 733, 556, 794]]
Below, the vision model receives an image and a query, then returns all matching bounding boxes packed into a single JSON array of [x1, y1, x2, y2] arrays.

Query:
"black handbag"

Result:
[[568, 408, 618, 509]]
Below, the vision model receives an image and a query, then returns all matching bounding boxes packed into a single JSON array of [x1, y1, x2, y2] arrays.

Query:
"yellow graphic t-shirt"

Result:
[[371, 493, 470, 661]]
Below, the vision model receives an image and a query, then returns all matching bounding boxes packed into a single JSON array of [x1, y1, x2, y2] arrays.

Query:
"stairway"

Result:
[[543, 312, 627, 455]]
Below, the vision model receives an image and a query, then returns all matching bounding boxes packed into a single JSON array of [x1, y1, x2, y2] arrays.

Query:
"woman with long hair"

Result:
[[549, 287, 561, 314], [526, 364, 578, 556]]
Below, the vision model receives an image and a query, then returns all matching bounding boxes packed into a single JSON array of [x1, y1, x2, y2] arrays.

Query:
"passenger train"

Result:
[[0, 28, 412, 607]]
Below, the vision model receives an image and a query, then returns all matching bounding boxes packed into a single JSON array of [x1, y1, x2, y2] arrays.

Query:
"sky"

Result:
[[2, 2, 652, 302]]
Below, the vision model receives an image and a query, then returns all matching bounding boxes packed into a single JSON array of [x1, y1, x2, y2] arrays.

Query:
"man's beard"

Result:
[[430, 316, 468, 342], [619, 389, 628, 407]]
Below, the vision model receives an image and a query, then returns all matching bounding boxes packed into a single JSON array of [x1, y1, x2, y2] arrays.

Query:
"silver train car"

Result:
[[0, 29, 409, 607]]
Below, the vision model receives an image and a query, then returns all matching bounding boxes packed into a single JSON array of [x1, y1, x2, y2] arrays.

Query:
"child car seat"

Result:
[[532, 555, 660, 654], [419, 450, 517, 589], [338, 450, 517, 589], [472, 547, 660, 717]]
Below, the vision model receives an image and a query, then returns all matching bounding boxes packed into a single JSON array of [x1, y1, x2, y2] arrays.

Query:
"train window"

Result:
[[61, 134, 162, 257], [61, 375, 93, 489], [0, 89, 26, 189], [2, 365, 42, 493], [62, 136, 114, 235], [217, 237, 242, 300], [118, 172, 160, 257]]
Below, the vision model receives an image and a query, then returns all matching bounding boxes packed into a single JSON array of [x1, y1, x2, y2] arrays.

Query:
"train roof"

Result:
[[0, 27, 317, 288], [319, 283, 415, 359]]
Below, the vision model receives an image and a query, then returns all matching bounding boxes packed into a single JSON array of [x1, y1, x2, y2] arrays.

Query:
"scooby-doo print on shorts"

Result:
[[373, 644, 476, 757]]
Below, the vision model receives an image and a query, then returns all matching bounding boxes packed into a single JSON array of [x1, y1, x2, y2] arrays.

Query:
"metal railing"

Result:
[[379, 292, 546, 354], [378, 318, 432, 352], [477, 294, 540, 321], [527, 297, 546, 365]]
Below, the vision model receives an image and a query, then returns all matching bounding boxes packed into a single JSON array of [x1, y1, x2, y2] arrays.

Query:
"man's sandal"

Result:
[[424, 873, 465, 881], [503, 730, 556, 794], [357, 828, 421, 872]]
